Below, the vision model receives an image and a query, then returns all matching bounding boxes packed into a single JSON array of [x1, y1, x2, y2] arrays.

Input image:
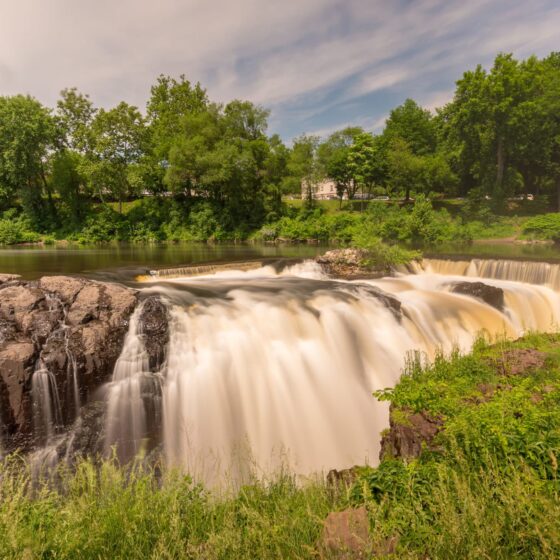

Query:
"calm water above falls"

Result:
[[1, 240, 560, 281], [102, 258, 560, 484], [0, 242, 326, 281]]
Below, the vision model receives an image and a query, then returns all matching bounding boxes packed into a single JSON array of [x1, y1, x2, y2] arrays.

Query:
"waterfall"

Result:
[[420, 258, 560, 290], [32, 366, 63, 445], [97, 258, 558, 484], [104, 303, 163, 462]]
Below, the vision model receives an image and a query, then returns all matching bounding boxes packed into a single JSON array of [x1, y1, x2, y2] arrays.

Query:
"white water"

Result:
[[102, 258, 560, 484], [105, 303, 163, 461]]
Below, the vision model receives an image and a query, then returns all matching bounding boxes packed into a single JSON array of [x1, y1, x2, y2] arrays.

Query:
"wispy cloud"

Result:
[[0, 0, 558, 139]]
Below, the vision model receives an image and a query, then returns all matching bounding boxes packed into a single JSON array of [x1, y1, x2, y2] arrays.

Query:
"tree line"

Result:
[[0, 51, 559, 238]]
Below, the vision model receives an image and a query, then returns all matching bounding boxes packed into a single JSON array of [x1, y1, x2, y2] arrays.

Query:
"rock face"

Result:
[[317, 249, 383, 280], [450, 281, 505, 310], [0, 275, 138, 452], [139, 296, 169, 372], [379, 406, 443, 461]]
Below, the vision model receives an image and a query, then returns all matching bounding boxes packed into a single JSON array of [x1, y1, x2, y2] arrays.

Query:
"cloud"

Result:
[[0, 0, 558, 139]]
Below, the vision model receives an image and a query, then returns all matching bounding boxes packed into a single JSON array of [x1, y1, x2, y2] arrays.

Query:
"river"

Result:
[[4, 242, 560, 484]]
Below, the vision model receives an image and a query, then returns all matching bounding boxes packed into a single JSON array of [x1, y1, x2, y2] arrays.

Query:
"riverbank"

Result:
[[1, 333, 558, 559]]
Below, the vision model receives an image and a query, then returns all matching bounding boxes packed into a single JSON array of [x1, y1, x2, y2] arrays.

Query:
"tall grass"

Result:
[[2, 334, 559, 558]]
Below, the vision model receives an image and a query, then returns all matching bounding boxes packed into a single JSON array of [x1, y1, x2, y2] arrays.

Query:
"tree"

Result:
[[387, 138, 423, 201], [318, 127, 363, 205], [0, 95, 56, 224], [263, 134, 290, 214], [83, 102, 146, 212], [146, 75, 208, 193], [165, 101, 272, 227], [56, 88, 96, 153], [348, 132, 387, 204], [288, 135, 320, 205], [383, 99, 437, 156]]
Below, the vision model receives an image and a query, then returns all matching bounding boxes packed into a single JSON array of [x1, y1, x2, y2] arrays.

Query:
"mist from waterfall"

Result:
[[103, 258, 560, 484]]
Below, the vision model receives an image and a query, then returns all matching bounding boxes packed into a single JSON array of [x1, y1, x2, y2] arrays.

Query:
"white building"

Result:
[[301, 179, 347, 200]]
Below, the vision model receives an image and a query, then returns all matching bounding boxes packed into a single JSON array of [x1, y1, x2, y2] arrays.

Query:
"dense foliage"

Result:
[[0, 52, 558, 245], [1, 334, 558, 558]]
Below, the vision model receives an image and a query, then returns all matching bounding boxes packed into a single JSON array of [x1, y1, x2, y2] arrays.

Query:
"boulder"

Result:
[[450, 281, 504, 310], [379, 406, 443, 461], [320, 507, 370, 559], [317, 249, 383, 280]]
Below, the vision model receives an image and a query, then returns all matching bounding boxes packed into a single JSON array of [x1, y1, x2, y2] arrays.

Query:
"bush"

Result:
[[522, 213, 560, 242], [0, 209, 41, 245]]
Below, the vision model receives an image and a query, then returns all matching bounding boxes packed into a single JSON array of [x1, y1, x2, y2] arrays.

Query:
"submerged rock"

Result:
[[450, 281, 505, 310], [0, 275, 138, 453]]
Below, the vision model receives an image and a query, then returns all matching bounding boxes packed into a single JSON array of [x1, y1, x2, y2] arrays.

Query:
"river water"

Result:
[[5, 242, 560, 484]]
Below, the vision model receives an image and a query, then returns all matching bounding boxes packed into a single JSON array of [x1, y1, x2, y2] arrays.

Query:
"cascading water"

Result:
[[32, 366, 63, 444], [104, 302, 164, 462], [97, 258, 560, 484], [417, 257, 560, 291]]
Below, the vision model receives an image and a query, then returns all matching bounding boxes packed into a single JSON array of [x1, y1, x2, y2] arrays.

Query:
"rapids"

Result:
[[102, 258, 560, 484]]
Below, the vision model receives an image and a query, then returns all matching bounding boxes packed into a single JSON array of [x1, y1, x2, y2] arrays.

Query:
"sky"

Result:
[[0, 0, 559, 141]]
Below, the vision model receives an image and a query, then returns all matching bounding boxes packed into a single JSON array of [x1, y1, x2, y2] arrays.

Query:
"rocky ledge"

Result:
[[0, 274, 138, 452], [316, 248, 384, 280]]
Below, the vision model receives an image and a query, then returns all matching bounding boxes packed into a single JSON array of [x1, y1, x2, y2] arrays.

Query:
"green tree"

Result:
[[0, 95, 56, 224], [318, 127, 362, 205], [288, 135, 320, 205], [348, 132, 387, 203], [387, 137, 422, 201], [383, 99, 437, 156], [56, 88, 96, 153], [146, 75, 208, 193], [83, 102, 146, 212]]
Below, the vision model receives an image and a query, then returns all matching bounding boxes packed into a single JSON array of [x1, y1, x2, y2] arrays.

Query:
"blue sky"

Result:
[[1, 0, 559, 141]]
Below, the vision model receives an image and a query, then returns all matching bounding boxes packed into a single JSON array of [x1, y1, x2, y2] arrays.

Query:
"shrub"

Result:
[[0, 209, 41, 245], [522, 213, 560, 242]]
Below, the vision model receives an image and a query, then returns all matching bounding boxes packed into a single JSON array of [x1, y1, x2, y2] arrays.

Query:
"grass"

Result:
[[1, 334, 559, 558]]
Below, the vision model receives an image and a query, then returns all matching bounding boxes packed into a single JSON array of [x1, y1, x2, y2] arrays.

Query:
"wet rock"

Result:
[[39, 276, 86, 303], [327, 466, 361, 489], [139, 296, 169, 372], [0, 275, 138, 453], [0, 273, 21, 284], [0, 341, 36, 444], [320, 507, 370, 559], [380, 406, 443, 461], [67, 284, 102, 325], [317, 248, 384, 280], [0, 285, 46, 330], [450, 281, 504, 310]]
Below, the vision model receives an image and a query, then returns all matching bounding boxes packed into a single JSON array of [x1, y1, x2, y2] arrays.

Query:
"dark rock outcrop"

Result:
[[0, 275, 138, 452], [139, 296, 169, 372], [379, 406, 443, 461], [450, 281, 505, 310]]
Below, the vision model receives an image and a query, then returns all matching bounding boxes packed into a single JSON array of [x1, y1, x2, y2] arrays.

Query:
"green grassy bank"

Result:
[[1, 333, 559, 559]]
